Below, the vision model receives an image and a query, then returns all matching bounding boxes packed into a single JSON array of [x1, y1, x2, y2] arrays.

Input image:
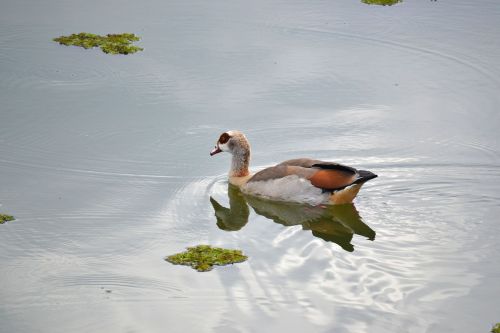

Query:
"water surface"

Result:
[[1, 0, 499, 332]]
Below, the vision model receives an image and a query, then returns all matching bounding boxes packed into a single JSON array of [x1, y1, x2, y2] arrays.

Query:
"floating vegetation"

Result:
[[362, 0, 402, 5], [165, 245, 247, 272], [0, 214, 15, 224], [53, 33, 143, 55], [492, 323, 500, 333]]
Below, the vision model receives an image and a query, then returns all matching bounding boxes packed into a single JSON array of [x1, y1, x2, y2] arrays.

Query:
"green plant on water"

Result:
[[0, 214, 15, 224], [53, 32, 143, 55], [165, 245, 248, 272], [362, 0, 402, 5], [492, 323, 500, 333]]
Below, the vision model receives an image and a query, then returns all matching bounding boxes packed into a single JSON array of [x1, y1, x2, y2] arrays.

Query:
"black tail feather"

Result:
[[354, 170, 378, 184]]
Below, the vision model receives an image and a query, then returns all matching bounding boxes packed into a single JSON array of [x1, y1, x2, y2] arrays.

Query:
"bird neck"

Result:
[[230, 149, 250, 178]]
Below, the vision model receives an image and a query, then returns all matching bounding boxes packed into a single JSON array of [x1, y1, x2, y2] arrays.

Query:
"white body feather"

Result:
[[242, 175, 330, 206]]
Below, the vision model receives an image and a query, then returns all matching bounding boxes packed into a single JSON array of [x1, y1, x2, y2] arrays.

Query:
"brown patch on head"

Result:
[[218, 132, 231, 144]]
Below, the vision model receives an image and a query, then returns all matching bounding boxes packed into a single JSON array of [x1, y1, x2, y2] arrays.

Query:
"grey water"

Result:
[[1, 0, 499, 332]]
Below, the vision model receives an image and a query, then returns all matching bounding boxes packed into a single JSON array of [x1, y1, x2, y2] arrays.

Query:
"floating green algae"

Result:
[[165, 245, 247, 272], [53, 33, 143, 55], [492, 323, 500, 333], [362, 0, 402, 5], [0, 214, 15, 224]]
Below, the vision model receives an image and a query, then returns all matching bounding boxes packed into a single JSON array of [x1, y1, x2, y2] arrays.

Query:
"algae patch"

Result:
[[165, 245, 247, 272], [53, 33, 143, 55], [0, 214, 15, 224], [362, 0, 402, 5], [492, 323, 500, 333]]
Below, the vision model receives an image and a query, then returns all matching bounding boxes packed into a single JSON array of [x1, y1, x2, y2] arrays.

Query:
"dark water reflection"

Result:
[[211, 185, 375, 252]]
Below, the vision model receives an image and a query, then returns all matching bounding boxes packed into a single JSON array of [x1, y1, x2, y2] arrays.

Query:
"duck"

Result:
[[210, 130, 377, 205]]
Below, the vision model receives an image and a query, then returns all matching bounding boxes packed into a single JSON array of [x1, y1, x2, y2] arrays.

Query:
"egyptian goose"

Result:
[[210, 130, 377, 205]]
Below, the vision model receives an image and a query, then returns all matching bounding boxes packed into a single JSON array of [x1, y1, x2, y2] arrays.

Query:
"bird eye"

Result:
[[219, 132, 230, 144]]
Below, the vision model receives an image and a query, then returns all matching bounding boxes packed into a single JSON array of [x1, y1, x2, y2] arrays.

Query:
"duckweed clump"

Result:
[[0, 214, 15, 224], [165, 245, 247, 272], [53, 33, 143, 55], [362, 0, 402, 5], [492, 323, 500, 333]]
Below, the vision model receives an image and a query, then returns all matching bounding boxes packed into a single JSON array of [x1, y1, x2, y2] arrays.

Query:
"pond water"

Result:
[[1, 0, 499, 332]]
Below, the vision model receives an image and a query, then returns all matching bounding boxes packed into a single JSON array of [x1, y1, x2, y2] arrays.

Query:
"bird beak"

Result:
[[210, 146, 222, 156]]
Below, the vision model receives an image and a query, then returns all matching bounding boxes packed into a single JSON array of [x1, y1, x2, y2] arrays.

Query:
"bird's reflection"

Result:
[[210, 185, 375, 252]]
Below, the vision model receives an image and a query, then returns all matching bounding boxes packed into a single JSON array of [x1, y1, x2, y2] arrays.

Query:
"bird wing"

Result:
[[248, 158, 368, 192]]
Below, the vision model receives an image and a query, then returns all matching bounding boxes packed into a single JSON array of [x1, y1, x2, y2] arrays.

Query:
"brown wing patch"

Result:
[[309, 169, 357, 191]]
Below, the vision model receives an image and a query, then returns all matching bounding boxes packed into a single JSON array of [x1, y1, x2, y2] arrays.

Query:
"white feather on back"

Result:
[[242, 175, 330, 206]]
